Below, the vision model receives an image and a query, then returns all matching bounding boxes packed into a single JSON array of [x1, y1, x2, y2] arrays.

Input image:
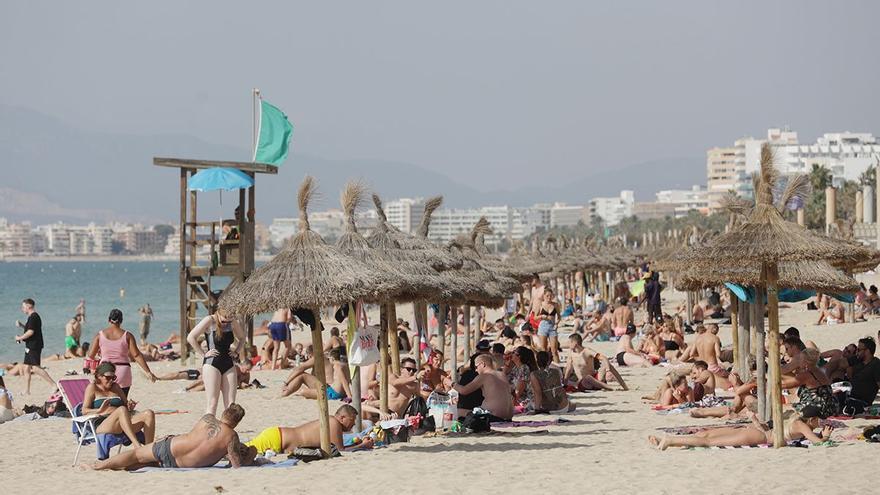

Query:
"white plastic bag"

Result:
[[348, 325, 380, 366]]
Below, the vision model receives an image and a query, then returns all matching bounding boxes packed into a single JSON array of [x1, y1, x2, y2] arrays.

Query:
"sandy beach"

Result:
[[1, 276, 877, 495]]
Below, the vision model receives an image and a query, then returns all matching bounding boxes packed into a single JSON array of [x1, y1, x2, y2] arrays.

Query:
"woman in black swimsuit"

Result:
[[187, 310, 244, 415]]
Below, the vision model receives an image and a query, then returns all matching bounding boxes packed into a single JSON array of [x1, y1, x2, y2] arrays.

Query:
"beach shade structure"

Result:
[[219, 176, 384, 457], [187, 167, 255, 192], [680, 144, 865, 447]]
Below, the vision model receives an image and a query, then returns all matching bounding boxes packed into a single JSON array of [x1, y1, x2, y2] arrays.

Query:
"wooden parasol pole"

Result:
[[753, 289, 767, 422], [310, 307, 332, 456], [764, 263, 784, 448], [438, 304, 447, 364], [738, 298, 751, 380], [450, 306, 459, 383], [379, 303, 389, 414], [347, 302, 363, 431], [388, 303, 400, 374], [729, 289, 740, 373], [463, 305, 472, 361]]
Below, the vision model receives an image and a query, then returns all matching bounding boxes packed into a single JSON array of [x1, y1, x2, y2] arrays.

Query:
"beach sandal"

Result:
[[250, 379, 266, 389]]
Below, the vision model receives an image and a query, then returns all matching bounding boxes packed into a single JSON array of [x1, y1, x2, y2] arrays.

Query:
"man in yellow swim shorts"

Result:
[[246, 404, 373, 455]]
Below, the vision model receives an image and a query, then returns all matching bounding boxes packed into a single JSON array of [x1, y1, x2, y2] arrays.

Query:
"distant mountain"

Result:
[[0, 105, 704, 223]]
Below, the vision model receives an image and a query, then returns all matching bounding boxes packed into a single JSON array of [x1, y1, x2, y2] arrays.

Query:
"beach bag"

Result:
[[461, 412, 491, 433], [383, 425, 411, 444], [405, 396, 435, 433], [348, 325, 379, 366]]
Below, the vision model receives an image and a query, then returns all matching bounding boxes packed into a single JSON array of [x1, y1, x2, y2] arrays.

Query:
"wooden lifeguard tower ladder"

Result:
[[153, 157, 278, 362]]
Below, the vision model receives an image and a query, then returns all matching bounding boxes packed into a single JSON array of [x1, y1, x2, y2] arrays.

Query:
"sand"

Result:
[[1, 277, 878, 495]]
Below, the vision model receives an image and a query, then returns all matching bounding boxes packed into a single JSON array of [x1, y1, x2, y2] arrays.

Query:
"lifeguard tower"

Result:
[[153, 157, 278, 362]]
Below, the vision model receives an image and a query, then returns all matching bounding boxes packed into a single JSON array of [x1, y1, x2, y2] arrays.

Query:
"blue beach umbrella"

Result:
[[188, 167, 254, 192], [187, 167, 255, 227]]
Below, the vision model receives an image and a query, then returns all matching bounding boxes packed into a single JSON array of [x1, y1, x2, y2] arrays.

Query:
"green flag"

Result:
[[253, 99, 293, 165]]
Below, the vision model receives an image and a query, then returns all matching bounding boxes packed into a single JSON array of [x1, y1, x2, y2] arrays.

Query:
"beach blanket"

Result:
[[491, 419, 565, 428], [133, 459, 298, 473], [154, 409, 189, 415]]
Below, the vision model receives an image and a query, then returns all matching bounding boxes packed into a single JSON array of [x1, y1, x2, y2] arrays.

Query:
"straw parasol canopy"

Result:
[[334, 180, 431, 302], [219, 176, 384, 315], [686, 146, 863, 266], [369, 195, 463, 272], [674, 258, 860, 294]]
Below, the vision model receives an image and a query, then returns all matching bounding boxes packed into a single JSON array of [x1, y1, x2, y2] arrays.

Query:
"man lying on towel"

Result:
[[246, 404, 373, 455], [86, 404, 256, 470]]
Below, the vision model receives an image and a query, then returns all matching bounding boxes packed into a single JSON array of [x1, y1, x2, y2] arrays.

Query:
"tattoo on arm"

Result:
[[202, 414, 221, 438], [227, 433, 242, 468]]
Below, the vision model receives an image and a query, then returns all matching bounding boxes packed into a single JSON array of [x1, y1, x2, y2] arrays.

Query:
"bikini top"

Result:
[[539, 306, 557, 317], [93, 396, 125, 409]]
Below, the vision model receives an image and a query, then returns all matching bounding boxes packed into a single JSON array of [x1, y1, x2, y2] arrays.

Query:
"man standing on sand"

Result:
[[14, 298, 55, 394], [528, 274, 545, 320], [88, 403, 256, 470], [246, 404, 374, 455], [138, 304, 153, 346], [268, 308, 292, 370], [453, 354, 514, 422], [695, 323, 729, 386]]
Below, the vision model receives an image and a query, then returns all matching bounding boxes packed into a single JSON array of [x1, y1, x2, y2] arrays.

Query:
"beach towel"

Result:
[[490, 419, 563, 428], [133, 458, 298, 473]]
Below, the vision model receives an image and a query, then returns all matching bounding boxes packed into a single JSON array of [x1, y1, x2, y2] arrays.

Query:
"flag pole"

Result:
[[252, 88, 261, 161]]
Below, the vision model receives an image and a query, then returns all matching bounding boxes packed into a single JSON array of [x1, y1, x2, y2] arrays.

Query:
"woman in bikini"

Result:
[[87, 309, 158, 396], [187, 309, 245, 415], [651, 405, 832, 450], [536, 289, 561, 362], [658, 318, 685, 361], [82, 362, 156, 448]]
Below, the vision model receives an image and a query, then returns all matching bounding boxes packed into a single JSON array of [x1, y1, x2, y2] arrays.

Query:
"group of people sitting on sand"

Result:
[[646, 319, 880, 449]]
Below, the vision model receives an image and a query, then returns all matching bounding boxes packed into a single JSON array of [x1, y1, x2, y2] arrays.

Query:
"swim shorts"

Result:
[[186, 369, 201, 380], [268, 322, 288, 342], [152, 435, 179, 468], [246, 426, 282, 455], [326, 386, 343, 400], [65, 335, 77, 350]]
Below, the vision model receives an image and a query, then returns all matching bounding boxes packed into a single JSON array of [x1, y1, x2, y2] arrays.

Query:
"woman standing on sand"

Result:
[[187, 309, 245, 415], [536, 289, 561, 362], [88, 309, 157, 396]]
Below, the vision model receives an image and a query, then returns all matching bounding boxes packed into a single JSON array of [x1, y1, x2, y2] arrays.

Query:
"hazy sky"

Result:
[[2, 1, 878, 188]]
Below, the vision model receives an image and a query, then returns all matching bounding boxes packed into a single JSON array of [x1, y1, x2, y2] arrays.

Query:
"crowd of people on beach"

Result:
[[3, 264, 880, 468]]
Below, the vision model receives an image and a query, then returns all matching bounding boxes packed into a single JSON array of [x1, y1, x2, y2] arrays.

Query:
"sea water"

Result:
[[0, 261, 233, 361]]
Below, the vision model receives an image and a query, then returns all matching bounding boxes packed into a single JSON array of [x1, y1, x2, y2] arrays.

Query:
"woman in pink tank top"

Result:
[[88, 309, 158, 394]]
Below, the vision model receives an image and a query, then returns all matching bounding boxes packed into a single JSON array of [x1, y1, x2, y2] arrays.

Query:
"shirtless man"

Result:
[[453, 354, 514, 422], [584, 306, 612, 341], [268, 308, 292, 370], [245, 404, 373, 455], [612, 298, 634, 337], [88, 404, 255, 470], [692, 300, 705, 324], [363, 357, 422, 419], [563, 333, 623, 391], [691, 360, 716, 400], [65, 315, 83, 356], [695, 323, 730, 388], [820, 343, 857, 381], [528, 274, 546, 318], [678, 324, 706, 362], [280, 348, 351, 400]]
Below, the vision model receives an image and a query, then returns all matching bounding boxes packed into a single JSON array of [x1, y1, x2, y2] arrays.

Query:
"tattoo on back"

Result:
[[202, 414, 221, 438]]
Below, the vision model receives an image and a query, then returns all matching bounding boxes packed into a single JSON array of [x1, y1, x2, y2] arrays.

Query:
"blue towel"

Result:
[[132, 458, 299, 473]]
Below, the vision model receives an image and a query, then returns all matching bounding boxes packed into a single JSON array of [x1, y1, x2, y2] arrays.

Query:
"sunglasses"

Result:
[[403, 367, 417, 373], [100, 374, 117, 381]]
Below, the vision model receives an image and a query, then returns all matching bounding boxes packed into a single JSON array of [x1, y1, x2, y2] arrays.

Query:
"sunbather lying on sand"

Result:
[[650, 405, 831, 450], [86, 404, 256, 470], [246, 404, 373, 455]]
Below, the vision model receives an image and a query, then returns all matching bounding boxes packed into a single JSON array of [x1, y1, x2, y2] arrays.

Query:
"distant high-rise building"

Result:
[[589, 190, 634, 227], [656, 185, 710, 217], [706, 146, 748, 212], [384, 198, 425, 233], [0, 219, 33, 256]]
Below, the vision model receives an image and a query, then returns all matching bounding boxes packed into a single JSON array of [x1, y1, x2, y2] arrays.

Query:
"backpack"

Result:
[[461, 411, 491, 433]]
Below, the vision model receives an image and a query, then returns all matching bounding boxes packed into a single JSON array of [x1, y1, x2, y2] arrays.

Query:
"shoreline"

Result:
[[1, 255, 275, 263]]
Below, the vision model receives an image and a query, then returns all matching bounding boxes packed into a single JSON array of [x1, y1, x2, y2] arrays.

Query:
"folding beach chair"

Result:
[[58, 378, 142, 466]]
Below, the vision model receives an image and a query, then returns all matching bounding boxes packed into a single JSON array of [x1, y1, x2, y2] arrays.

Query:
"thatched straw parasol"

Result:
[[219, 176, 383, 456], [683, 144, 865, 447]]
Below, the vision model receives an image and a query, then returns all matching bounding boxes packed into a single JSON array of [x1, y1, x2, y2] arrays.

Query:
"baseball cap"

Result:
[[476, 339, 491, 351]]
